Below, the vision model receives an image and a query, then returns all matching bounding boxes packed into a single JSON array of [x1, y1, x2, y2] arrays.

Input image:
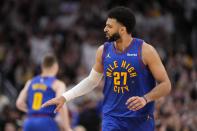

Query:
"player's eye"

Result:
[[106, 24, 112, 28]]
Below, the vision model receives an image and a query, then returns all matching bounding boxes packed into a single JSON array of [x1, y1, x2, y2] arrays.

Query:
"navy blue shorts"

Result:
[[102, 114, 154, 131], [23, 116, 59, 131]]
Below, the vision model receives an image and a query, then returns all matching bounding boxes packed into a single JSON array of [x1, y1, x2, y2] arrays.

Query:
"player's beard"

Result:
[[107, 32, 120, 42]]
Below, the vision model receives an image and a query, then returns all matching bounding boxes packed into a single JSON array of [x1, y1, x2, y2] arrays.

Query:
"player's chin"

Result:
[[106, 36, 112, 41], [105, 34, 110, 39]]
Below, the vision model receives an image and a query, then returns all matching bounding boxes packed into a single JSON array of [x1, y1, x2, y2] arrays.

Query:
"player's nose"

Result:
[[104, 26, 108, 32]]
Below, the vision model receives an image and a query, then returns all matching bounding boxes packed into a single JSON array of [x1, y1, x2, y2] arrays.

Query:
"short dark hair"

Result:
[[108, 6, 136, 33], [42, 55, 57, 68]]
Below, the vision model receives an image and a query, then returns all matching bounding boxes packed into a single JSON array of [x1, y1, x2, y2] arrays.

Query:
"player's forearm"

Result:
[[62, 69, 103, 101], [16, 101, 28, 112], [16, 83, 29, 113], [59, 106, 71, 130], [144, 79, 171, 103], [19, 106, 28, 113]]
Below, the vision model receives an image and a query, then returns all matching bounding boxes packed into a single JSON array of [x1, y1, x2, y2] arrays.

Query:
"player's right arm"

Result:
[[16, 80, 31, 112], [42, 45, 104, 112], [93, 45, 104, 73]]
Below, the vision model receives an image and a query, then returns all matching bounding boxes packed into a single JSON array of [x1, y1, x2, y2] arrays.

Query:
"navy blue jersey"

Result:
[[27, 76, 57, 117], [102, 38, 156, 117]]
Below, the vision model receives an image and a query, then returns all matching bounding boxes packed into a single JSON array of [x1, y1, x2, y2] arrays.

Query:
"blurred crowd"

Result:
[[0, 0, 196, 131]]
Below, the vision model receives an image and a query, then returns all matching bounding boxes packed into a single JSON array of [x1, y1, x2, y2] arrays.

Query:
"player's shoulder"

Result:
[[98, 44, 104, 51], [142, 42, 160, 65], [52, 79, 66, 91], [97, 41, 112, 52], [53, 79, 66, 87], [31, 75, 41, 82], [98, 41, 112, 52], [23, 79, 32, 90], [26, 79, 32, 84], [142, 42, 157, 55], [96, 44, 104, 57]]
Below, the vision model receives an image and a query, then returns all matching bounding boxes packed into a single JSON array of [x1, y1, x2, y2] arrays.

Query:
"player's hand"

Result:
[[62, 127, 73, 131], [126, 96, 147, 111], [65, 128, 73, 131], [42, 96, 66, 113]]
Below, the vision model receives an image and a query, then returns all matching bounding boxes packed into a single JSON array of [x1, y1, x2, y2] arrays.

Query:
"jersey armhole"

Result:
[[101, 42, 108, 66], [138, 40, 146, 69]]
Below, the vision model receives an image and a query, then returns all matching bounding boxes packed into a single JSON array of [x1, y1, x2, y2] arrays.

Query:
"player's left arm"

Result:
[[53, 80, 72, 131], [142, 43, 171, 101], [126, 43, 171, 111], [16, 80, 31, 112]]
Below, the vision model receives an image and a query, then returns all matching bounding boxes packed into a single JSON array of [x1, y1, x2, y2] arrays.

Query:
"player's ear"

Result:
[[119, 26, 126, 34]]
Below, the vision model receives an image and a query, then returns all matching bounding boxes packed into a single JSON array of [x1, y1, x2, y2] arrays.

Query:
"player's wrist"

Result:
[[61, 95, 67, 103], [142, 96, 148, 104]]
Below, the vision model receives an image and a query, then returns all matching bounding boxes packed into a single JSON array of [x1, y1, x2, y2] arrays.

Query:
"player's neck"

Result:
[[115, 34, 133, 52], [41, 71, 56, 77]]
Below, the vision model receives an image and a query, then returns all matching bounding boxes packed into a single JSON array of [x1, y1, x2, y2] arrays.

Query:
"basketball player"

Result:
[[16, 55, 72, 131], [42, 7, 171, 131]]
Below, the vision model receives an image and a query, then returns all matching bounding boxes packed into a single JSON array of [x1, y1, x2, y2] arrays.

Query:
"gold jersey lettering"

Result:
[[106, 71, 112, 77], [121, 60, 126, 68], [130, 72, 137, 77], [106, 60, 138, 94], [128, 67, 134, 73], [32, 84, 47, 91], [107, 68, 112, 72], [109, 65, 114, 70], [114, 61, 118, 68], [126, 64, 130, 69], [106, 61, 118, 77], [113, 85, 129, 94]]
